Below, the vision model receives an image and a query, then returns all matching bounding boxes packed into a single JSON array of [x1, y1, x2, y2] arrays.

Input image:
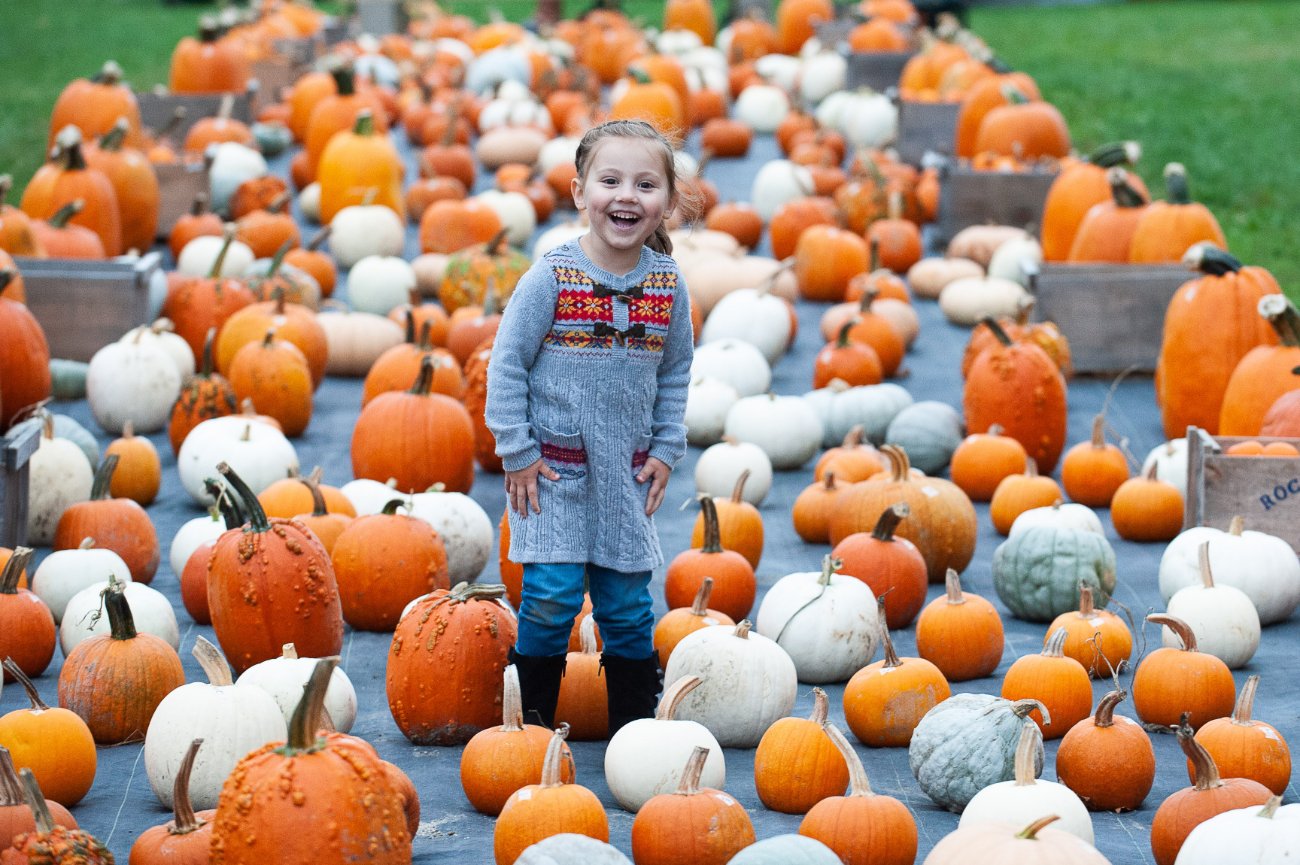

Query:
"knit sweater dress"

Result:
[[484, 240, 694, 572]]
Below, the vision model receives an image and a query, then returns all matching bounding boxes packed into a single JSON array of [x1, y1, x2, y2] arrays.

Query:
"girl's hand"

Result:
[[637, 457, 672, 516], [505, 459, 560, 517]]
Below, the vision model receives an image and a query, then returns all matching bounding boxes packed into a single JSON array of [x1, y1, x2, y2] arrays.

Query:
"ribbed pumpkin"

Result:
[[129, 738, 215, 865], [669, 496, 756, 621], [53, 454, 160, 583], [206, 463, 344, 674], [20, 125, 122, 256], [1191, 675, 1291, 795], [1000, 628, 1092, 740], [1219, 295, 1300, 436], [915, 569, 1005, 682], [1045, 584, 1132, 678], [1040, 141, 1144, 261], [0, 660, 97, 807], [844, 604, 950, 747], [632, 745, 755, 865], [798, 722, 918, 865], [1129, 163, 1227, 264], [754, 689, 849, 815], [439, 228, 530, 314], [460, 665, 575, 816], [950, 424, 1029, 502], [48, 61, 144, 150], [56, 582, 185, 744], [1055, 690, 1155, 813], [830, 504, 927, 630], [989, 458, 1063, 536], [386, 582, 517, 745], [256, 468, 355, 519], [209, 659, 411, 865], [0, 550, 55, 681], [554, 616, 609, 741], [0, 747, 77, 851], [964, 316, 1068, 472], [1132, 614, 1235, 730], [829, 445, 978, 583], [84, 119, 158, 254], [1149, 715, 1271, 865], [3, 769, 111, 865], [972, 87, 1070, 160]]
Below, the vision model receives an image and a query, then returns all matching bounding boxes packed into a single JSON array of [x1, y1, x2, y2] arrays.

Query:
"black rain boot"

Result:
[[509, 648, 567, 729], [601, 652, 662, 736]]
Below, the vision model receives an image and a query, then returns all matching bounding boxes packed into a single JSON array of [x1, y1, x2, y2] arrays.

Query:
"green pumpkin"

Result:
[[992, 525, 1118, 622], [252, 121, 293, 157], [10, 412, 98, 469], [908, 693, 1044, 813], [726, 835, 840, 864], [885, 400, 963, 474], [49, 359, 89, 400]]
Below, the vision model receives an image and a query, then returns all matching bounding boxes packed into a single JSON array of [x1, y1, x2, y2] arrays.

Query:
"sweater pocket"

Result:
[[538, 425, 587, 480], [632, 432, 653, 476]]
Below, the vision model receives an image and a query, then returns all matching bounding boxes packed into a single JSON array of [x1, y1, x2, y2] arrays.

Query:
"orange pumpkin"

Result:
[[844, 604, 950, 747], [169, 328, 238, 455], [128, 738, 215, 865], [1000, 627, 1092, 739], [1066, 167, 1150, 262], [632, 745, 755, 864], [813, 426, 884, 482], [1110, 464, 1183, 542], [989, 457, 1063, 536], [1129, 163, 1227, 264], [1045, 583, 1133, 679], [169, 20, 250, 94], [915, 568, 1005, 682], [949, 424, 1028, 502], [84, 120, 159, 254], [0, 550, 54, 682], [669, 495, 756, 621], [20, 126, 122, 256], [48, 60, 145, 150], [793, 224, 869, 303], [1219, 295, 1300, 436], [331, 499, 448, 631], [753, 688, 848, 815], [104, 421, 161, 506], [653, 577, 734, 666], [688, 471, 765, 571], [1132, 614, 1235, 731], [831, 504, 928, 630], [1055, 689, 1155, 813], [226, 330, 314, 437], [1040, 140, 1144, 261], [217, 292, 328, 389], [318, 110, 405, 224], [1191, 675, 1291, 795], [1061, 414, 1130, 508], [554, 616, 609, 741], [954, 71, 1043, 158], [53, 455, 160, 584], [0, 661, 97, 807]]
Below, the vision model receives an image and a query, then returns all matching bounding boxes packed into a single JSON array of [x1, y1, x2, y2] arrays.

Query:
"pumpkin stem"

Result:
[[822, 470, 837, 492], [54, 126, 88, 171], [417, 320, 435, 352], [734, 620, 752, 640], [689, 577, 715, 616], [818, 555, 840, 587], [281, 656, 339, 754], [98, 117, 130, 153], [0, 747, 24, 806], [1087, 140, 1141, 168], [1042, 626, 1068, 658], [1232, 675, 1260, 725], [578, 614, 599, 655], [538, 723, 571, 787], [381, 498, 409, 516], [217, 462, 272, 533], [807, 687, 832, 726], [47, 199, 85, 230], [1092, 689, 1126, 728], [823, 722, 874, 797], [656, 675, 702, 721], [1088, 414, 1108, 450], [1016, 814, 1061, 840], [408, 354, 436, 396], [306, 225, 331, 251], [841, 425, 865, 448], [1178, 712, 1223, 790], [673, 746, 710, 796], [351, 109, 375, 137], [730, 469, 750, 503], [1012, 720, 1041, 786], [102, 579, 138, 641], [835, 318, 855, 349], [500, 664, 524, 732], [169, 739, 207, 835], [1196, 541, 1216, 589], [1163, 162, 1191, 205], [698, 496, 724, 554], [0, 175, 10, 205], [205, 479, 246, 530], [1258, 796, 1283, 819], [1184, 243, 1242, 276], [188, 191, 209, 217], [1105, 167, 1146, 209], [978, 315, 1015, 348], [208, 224, 238, 279], [329, 62, 356, 96], [1228, 515, 1245, 536], [0, 547, 33, 595], [877, 601, 901, 669], [943, 568, 966, 604], [1147, 613, 1198, 653], [871, 502, 908, 541], [299, 476, 329, 518], [1010, 698, 1052, 728], [881, 443, 911, 481], [281, 643, 299, 659], [1073, 583, 1097, 618], [193, 635, 234, 687], [18, 769, 56, 835], [2, 659, 51, 710], [1258, 295, 1300, 348], [197, 326, 219, 377]]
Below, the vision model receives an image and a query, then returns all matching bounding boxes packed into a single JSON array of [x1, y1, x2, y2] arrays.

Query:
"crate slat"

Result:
[[0, 423, 39, 548], [932, 164, 1056, 251]]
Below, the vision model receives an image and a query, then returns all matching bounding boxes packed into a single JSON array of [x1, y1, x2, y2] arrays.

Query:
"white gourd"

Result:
[[1158, 517, 1300, 625], [25, 420, 94, 546], [734, 86, 791, 134], [690, 338, 771, 397], [236, 642, 358, 732], [724, 393, 823, 470], [798, 51, 847, 106], [694, 441, 772, 505], [1163, 543, 1260, 669], [316, 308, 406, 377], [685, 377, 741, 447], [60, 578, 179, 655], [1009, 502, 1105, 537], [750, 159, 812, 221], [31, 539, 131, 624], [475, 189, 536, 248], [176, 416, 299, 506], [986, 236, 1044, 287], [120, 320, 195, 380], [346, 256, 417, 317], [298, 182, 321, 223], [407, 486, 493, 583], [86, 335, 183, 434], [329, 204, 404, 268], [938, 276, 1031, 326], [1174, 798, 1300, 865], [700, 286, 793, 366]]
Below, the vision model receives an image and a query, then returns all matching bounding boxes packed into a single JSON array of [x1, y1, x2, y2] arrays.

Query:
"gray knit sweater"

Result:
[[484, 240, 694, 571]]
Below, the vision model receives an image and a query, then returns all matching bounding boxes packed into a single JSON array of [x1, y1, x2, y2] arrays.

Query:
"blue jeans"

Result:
[[516, 562, 655, 659]]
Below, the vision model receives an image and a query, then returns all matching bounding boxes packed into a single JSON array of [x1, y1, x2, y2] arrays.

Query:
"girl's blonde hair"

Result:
[[573, 119, 691, 256]]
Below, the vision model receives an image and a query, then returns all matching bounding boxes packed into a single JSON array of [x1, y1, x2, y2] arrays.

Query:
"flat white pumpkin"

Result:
[[60, 578, 179, 655], [407, 486, 493, 584], [176, 416, 299, 506], [1158, 517, 1300, 625], [938, 275, 1031, 326], [700, 287, 793, 366], [690, 338, 771, 398], [316, 308, 405, 377], [694, 439, 773, 505], [236, 642, 358, 733], [86, 337, 182, 434], [1009, 502, 1105, 537], [724, 393, 823, 470], [329, 204, 404, 268], [734, 85, 790, 134], [120, 320, 194, 380], [1163, 543, 1260, 669], [1175, 798, 1300, 865], [31, 540, 131, 624]]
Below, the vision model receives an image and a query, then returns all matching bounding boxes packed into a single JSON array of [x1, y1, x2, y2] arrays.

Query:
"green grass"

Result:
[[969, 0, 1300, 292]]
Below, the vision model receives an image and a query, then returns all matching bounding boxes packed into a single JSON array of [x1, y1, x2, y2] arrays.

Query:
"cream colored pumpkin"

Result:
[[475, 189, 536, 247], [25, 425, 94, 546], [347, 255, 417, 317], [328, 204, 405, 268], [32, 540, 132, 624], [700, 285, 793, 366], [60, 578, 179, 655], [694, 438, 773, 505], [316, 307, 405, 376], [723, 392, 823, 470], [236, 642, 358, 732], [475, 126, 548, 170], [407, 486, 494, 584], [734, 85, 791, 133], [176, 415, 299, 505], [690, 338, 771, 397], [685, 377, 741, 447], [177, 233, 255, 278], [750, 160, 813, 221], [1158, 517, 1300, 625], [169, 510, 227, 579], [120, 320, 195, 380], [907, 257, 984, 300], [1163, 543, 1260, 669], [1141, 437, 1188, 498], [946, 225, 1030, 269], [1009, 502, 1104, 537], [938, 275, 1031, 326]]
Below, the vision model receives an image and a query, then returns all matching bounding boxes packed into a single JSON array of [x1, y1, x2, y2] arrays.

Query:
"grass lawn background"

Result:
[[0, 0, 1294, 291]]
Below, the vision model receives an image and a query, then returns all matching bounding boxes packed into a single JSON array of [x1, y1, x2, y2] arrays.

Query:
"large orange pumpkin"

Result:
[[1040, 141, 1145, 261], [48, 60, 144, 150], [20, 126, 122, 257], [1129, 163, 1227, 264]]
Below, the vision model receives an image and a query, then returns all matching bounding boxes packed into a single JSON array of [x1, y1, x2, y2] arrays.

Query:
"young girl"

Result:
[[484, 119, 694, 734]]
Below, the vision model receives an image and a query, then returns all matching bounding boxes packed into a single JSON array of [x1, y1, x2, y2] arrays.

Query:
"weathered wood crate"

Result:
[[1185, 427, 1300, 554], [250, 37, 318, 105], [135, 89, 254, 142], [846, 51, 916, 91], [13, 253, 162, 362], [0, 423, 39, 548], [931, 164, 1055, 250], [1023, 261, 1188, 375], [154, 159, 209, 241], [895, 100, 959, 165]]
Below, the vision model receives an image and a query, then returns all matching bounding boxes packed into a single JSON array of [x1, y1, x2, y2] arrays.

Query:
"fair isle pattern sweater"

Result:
[[484, 240, 694, 572]]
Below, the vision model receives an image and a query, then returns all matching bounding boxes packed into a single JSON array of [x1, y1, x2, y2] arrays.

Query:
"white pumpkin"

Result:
[[987, 236, 1044, 287], [959, 722, 1094, 844], [340, 477, 403, 515], [815, 89, 898, 149], [724, 393, 824, 470], [120, 320, 195, 380], [208, 142, 267, 215], [464, 45, 533, 95], [25, 422, 94, 546], [1174, 798, 1300, 865], [168, 509, 227, 579], [661, 621, 798, 747], [176, 233, 255, 279], [603, 675, 726, 813], [822, 382, 914, 445], [60, 578, 179, 655], [1163, 542, 1260, 669], [298, 182, 321, 223], [685, 377, 741, 447], [143, 637, 287, 809], [475, 189, 536, 247], [411, 252, 450, 297], [670, 229, 742, 259], [694, 439, 773, 505], [476, 95, 553, 135], [537, 135, 581, 174], [1158, 517, 1300, 625], [1009, 502, 1105, 538], [31, 539, 131, 623], [407, 486, 493, 583], [243, 259, 320, 310], [700, 285, 793, 366], [346, 255, 417, 317], [753, 54, 801, 93], [86, 336, 182, 434], [654, 27, 703, 55], [236, 642, 358, 732], [690, 338, 771, 397], [798, 51, 847, 106], [1142, 437, 1188, 498], [755, 556, 879, 684], [533, 219, 588, 258], [518, 835, 633, 865], [329, 204, 405, 268], [906, 257, 984, 300], [177, 415, 299, 506], [939, 275, 1031, 326], [750, 159, 813, 221], [475, 126, 549, 171], [316, 307, 405, 376]]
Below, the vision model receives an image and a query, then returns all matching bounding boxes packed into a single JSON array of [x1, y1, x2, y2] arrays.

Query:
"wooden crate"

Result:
[[154, 160, 209, 241], [1024, 262, 1188, 375], [250, 37, 317, 105], [931, 164, 1055, 250], [846, 51, 915, 91], [895, 100, 959, 165], [1185, 427, 1300, 554], [0, 423, 39, 548], [135, 89, 254, 142], [14, 253, 162, 362]]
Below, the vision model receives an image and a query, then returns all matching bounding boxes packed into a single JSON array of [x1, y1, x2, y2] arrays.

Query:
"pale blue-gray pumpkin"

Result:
[[516, 833, 632, 865], [49, 359, 89, 400], [991, 525, 1118, 622], [908, 693, 1046, 812], [885, 400, 963, 474], [808, 382, 913, 447], [726, 834, 841, 864], [10, 412, 99, 468]]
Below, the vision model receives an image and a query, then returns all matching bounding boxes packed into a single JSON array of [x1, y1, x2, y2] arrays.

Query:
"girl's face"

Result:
[[571, 136, 676, 275]]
